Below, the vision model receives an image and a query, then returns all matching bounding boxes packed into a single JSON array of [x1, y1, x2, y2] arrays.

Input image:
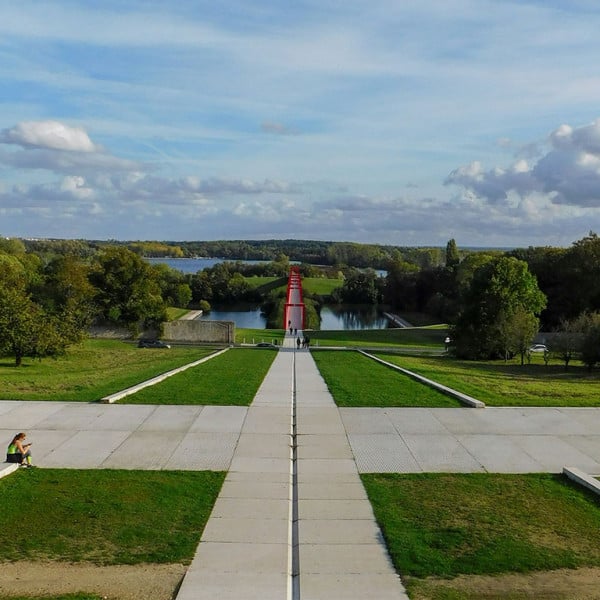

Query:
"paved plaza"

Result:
[[2, 336, 600, 599]]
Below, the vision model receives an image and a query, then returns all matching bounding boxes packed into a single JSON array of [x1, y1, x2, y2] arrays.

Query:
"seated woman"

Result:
[[6, 432, 33, 467]]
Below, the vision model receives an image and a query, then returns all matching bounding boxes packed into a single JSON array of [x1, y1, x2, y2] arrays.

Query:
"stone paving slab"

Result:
[[298, 518, 383, 544], [188, 405, 247, 433], [176, 570, 288, 600], [219, 480, 290, 499], [403, 433, 486, 472], [201, 516, 290, 544], [164, 432, 239, 470], [347, 433, 421, 473], [42, 430, 131, 468], [300, 572, 408, 600], [101, 431, 183, 469], [456, 434, 545, 473], [0, 401, 77, 429], [136, 405, 204, 431], [298, 481, 368, 500], [211, 497, 290, 520]]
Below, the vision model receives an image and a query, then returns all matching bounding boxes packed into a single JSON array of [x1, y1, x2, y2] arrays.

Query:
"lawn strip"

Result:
[[376, 353, 600, 407], [0, 339, 217, 402], [0, 469, 225, 565], [309, 327, 448, 350], [124, 347, 277, 405], [361, 473, 600, 581], [311, 350, 460, 407]]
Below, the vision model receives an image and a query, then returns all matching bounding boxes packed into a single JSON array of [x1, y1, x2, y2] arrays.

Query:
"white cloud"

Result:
[[0, 120, 98, 152], [446, 118, 600, 208]]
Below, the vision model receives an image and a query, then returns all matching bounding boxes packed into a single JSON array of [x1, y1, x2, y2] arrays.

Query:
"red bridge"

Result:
[[283, 266, 305, 331]]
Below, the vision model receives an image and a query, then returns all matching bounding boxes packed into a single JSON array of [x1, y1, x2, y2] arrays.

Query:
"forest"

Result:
[[2, 233, 600, 367]]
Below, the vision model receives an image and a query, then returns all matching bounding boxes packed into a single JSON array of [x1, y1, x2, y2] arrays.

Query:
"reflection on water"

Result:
[[200, 304, 267, 329], [319, 305, 390, 330], [201, 303, 389, 331]]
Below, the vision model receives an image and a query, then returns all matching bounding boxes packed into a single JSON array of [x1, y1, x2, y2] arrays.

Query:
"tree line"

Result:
[[4, 233, 600, 368]]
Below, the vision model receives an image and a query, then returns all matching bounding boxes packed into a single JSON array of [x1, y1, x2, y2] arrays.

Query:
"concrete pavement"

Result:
[[2, 336, 600, 599]]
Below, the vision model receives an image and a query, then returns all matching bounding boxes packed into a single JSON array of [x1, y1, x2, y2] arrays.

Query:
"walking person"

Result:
[[6, 432, 33, 467]]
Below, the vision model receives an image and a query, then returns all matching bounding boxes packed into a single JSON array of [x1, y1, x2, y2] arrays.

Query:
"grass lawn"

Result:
[[165, 306, 190, 320], [309, 327, 448, 350], [243, 275, 343, 296], [236, 328, 285, 345], [0, 469, 225, 565], [311, 350, 460, 407], [0, 339, 217, 402], [362, 472, 600, 584], [377, 353, 600, 407], [124, 347, 277, 405]]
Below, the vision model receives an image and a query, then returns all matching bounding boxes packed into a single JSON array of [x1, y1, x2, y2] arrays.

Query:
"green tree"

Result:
[[452, 257, 546, 359], [89, 246, 166, 332], [0, 285, 66, 366], [577, 312, 600, 371], [445, 238, 460, 269], [497, 306, 540, 365]]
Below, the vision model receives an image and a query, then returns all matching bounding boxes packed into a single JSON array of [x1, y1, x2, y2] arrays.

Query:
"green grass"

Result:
[[309, 326, 448, 350], [311, 350, 460, 407], [0, 469, 225, 565], [165, 306, 190, 320], [243, 275, 343, 296], [362, 473, 600, 580], [0, 339, 217, 401], [125, 347, 277, 404], [376, 353, 600, 407], [236, 328, 285, 344]]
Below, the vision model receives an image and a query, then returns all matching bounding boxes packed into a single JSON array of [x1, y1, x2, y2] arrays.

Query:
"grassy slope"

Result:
[[125, 347, 277, 405], [311, 350, 460, 407], [0, 469, 225, 565], [378, 353, 600, 407], [0, 339, 217, 402], [362, 473, 600, 580]]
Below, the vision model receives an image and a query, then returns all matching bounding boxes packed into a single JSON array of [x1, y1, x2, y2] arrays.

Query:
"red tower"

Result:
[[283, 266, 305, 330]]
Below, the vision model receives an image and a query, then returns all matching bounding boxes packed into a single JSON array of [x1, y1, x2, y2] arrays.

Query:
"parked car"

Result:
[[529, 344, 548, 353], [138, 339, 171, 349]]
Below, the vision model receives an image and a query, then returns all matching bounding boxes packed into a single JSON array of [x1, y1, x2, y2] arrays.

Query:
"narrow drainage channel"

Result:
[[289, 346, 300, 600]]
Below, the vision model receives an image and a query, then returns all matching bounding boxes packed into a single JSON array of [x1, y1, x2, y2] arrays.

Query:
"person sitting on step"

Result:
[[6, 432, 33, 468]]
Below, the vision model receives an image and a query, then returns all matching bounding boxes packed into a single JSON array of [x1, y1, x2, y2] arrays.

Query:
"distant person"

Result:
[[6, 432, 33, 467], [296, 336, 301, 349]]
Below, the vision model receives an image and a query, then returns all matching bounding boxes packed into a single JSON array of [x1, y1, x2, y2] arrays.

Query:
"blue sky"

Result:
[[1, 0, 600, 246]]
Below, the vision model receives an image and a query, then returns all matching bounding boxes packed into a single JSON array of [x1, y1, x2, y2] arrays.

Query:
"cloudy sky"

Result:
[[2, 0, 600, 247]]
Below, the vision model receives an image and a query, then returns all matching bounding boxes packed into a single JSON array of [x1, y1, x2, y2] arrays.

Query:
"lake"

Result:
[[201, 304, 390, 331], [148, 257, 391, 330]]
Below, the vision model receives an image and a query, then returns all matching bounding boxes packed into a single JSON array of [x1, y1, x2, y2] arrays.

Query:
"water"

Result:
[[319, 305, 390, 330], [147, 257, 284, 273], [201, 305, 267, 329], [148, 258, 390, 330], [200, 304, 389, 330]]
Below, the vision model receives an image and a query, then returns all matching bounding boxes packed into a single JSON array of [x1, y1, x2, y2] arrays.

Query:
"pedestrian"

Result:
[[6, 432, 33, 467], [296, 336, 301, 349]]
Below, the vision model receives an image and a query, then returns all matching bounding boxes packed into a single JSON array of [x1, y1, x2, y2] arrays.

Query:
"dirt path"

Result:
[[410, 567, 600, 599], [0, 561, 187, 600]]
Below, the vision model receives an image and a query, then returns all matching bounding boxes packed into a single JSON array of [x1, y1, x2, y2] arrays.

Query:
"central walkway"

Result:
[[176, 335, 408, 599]]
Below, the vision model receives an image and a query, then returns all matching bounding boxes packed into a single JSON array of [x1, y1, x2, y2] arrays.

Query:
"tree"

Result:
[[0, 285, 67, 366], [336, 269, 380, 304], [497, 306, 540, 365], [89, 246, 166, 332], [577, 312, 600, 371], [445, 239, 460, 269], [451, 257, 546, 359], [552, 317, 583, 370]]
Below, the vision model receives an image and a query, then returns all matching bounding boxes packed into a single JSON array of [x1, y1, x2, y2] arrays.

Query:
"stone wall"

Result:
[[163, 320, 235, 344]]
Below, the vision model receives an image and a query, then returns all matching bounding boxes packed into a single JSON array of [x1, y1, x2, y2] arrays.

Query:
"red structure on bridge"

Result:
[[283, 266, 305, 331]]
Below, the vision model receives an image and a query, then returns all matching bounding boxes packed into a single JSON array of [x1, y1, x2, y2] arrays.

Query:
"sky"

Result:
[[1, 1, 600, 247]]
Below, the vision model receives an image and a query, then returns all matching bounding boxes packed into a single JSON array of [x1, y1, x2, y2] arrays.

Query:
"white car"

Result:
[[529, 344, 548, 353]]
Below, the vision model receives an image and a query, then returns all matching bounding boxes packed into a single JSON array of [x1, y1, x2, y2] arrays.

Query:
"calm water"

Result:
[[146, 257, 270, 273], [148, 258, 390, 330], [201, 304, 389, 330]]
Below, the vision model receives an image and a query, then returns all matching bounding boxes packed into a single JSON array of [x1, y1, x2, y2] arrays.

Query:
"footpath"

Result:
[[175, 334, 408, 600]]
